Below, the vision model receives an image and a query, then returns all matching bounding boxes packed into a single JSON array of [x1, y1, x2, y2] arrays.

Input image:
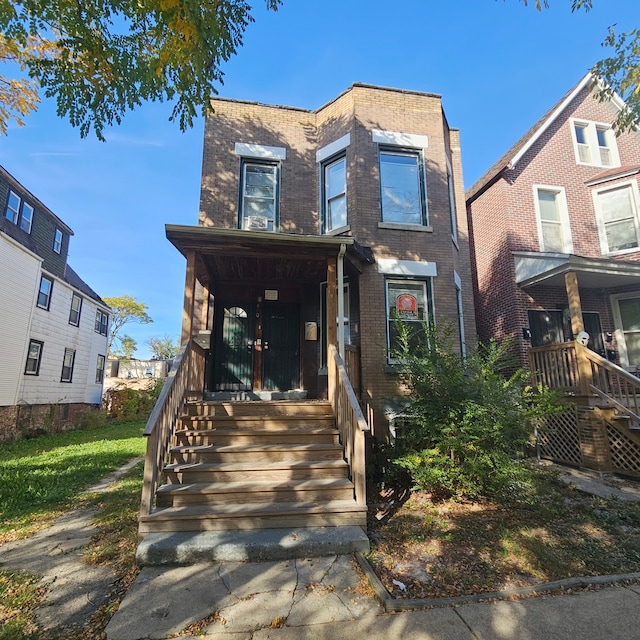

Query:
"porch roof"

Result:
[[513, 251, 640, 289], [165, 225, 374, 284]]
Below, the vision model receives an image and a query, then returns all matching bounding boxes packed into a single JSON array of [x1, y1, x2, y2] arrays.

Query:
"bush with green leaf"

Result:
[[388, 321, 563, 502]]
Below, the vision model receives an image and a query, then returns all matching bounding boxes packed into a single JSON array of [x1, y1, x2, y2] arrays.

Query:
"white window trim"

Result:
[[234, 143, 286, 160], [321, 154, 347, 234], [533, 184, 573, 253], [53, 228, 63, 254], [377, 258, 437, 278], [454, 271, 466, 359], [373, 129, 429, 149], [593, 180, 640, 256], [316, 134, 350, 163], [239, 159, 279, 232], [610, 292, 640, 368], [570, 118, 620, 169]]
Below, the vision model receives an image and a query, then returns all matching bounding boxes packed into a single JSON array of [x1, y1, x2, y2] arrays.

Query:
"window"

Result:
[[20, 203, 33, 233], [322, 155, 347, 233], [612, 295, 640, 368], [240, 160, 278, 231], [95, 309, 109, 336], [447, 163, 458, 243], [61, 348, 75, 382], [96, 354, 106, 383], [594, 182, 640, 254], [534, 186, 572, 252], [69, 294, 82, 326], [53, 228, 63, 254], [5, 190, 20, 223], [24, 340, 44, 375], [386, 279, 433, 361], [4, 191, 33, 233], [379, 149, 427, 225], [571, 119, 619, 168], [37, 276, 53, 310]]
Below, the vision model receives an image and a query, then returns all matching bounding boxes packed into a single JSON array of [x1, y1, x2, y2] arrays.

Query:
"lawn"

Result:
[[0, 420, 146, 543], [367, 463, 640, 600], [0, 420, 146, 640]]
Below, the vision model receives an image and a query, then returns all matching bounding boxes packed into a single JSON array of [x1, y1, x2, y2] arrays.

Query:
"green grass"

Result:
[[0, 420, 146, 542]]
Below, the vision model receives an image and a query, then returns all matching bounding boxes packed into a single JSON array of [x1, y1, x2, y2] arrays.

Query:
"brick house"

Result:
[[167, 83, 476, 437], [136, 84, 477, 540], [466, 73, 640, 371], [0, 165, 110, 441]]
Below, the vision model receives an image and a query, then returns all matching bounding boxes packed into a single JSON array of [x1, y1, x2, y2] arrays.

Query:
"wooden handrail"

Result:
[[327, 344, 369, 505], [139, 339, 205, 520], [530, 341, 640, 422]]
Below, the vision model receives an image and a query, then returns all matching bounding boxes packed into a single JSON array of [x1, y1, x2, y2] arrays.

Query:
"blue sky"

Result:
[[1, 0, 636, 358]]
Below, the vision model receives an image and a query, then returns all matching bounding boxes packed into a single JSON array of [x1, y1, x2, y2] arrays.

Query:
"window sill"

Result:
[[378, 222, 433, 233], [384, 364, 400, 374], [324, 225, 351, 236]]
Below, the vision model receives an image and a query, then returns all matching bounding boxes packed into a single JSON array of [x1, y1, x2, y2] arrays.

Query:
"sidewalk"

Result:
[[105, 559, 640, 640]]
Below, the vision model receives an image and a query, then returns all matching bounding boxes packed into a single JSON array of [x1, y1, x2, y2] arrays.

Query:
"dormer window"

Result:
[[53, 228, 63, 254], [571, 119, 619, 168], [4, 190, 34, 233]]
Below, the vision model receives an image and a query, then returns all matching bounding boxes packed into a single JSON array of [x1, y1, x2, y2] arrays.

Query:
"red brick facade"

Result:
[[467, 76, 640, 369]]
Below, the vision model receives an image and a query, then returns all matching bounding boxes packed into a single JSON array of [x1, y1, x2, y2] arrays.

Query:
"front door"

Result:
[[213, 300, 300, 392]]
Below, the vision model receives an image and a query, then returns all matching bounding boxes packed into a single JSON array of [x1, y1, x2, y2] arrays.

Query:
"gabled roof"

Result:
[[64, 265, 109, 308], [466, 73, 625, 204]]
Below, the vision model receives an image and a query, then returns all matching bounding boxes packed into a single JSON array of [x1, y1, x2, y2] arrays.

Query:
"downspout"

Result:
[[337, 243, 346, 359]]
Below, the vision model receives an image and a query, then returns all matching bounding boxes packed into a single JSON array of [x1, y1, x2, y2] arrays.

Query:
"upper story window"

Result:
[[322, 155, 347, 233], [53, 228, 63, 254], [69, 293, 82, 326], [571, 119, 620, 168], [240, 160, 279, 232], [379, 148, 427, 226], [95, 309, 109, 336], [37, 275, 53, 310], [4, 190, 34, 233], [24, 339, 44, 375], [61, 348, 75, 383], [534, 185, 573, 253], [593, 181, 640, 255]]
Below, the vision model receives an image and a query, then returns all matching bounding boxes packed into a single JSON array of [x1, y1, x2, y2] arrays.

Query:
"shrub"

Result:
[[388, 321, 563, 502], [103, 378, 164, 421]]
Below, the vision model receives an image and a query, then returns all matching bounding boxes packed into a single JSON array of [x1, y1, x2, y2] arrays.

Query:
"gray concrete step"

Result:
[[135, 526, 370, 565]]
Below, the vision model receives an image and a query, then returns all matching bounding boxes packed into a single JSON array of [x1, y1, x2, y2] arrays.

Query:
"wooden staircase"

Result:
[[138, 400, 368, 536]]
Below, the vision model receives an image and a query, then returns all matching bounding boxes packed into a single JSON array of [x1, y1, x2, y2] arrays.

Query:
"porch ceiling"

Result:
[[165, 225, 372, 284], [514, 251, 640, 289]]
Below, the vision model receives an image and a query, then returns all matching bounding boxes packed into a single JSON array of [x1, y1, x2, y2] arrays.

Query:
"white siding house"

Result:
[[0, 165, 110, 440]]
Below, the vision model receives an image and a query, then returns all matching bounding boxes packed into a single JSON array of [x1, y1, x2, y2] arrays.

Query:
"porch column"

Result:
[[337, 244, 346, 359], [200, 282, 210, 331], [327, 257, 337, 349], [565, 270, 584, 336], [181, 250, 196, 345]]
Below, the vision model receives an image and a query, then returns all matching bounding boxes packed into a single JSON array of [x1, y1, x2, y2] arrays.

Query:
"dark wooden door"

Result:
[[213, 304, 255, 391], [262, 303, 300, 391]]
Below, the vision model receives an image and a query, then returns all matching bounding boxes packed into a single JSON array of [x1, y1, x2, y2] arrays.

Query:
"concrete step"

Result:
[[164, 459, 350, 484], [174, 428, 340, 446], [138, 501, 368, 534], [136, 526, 370, 565], [155, 477, 356, 507], [168, 443, 345, 464]]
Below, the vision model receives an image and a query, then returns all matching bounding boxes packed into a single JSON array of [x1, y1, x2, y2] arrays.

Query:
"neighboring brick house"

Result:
[[166, 83, 476, 438], [466, 73, 640, 371], [0, 165, 110, 440]]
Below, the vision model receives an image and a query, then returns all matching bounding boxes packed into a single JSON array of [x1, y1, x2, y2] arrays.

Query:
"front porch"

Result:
[[137, 228, 373, 561]]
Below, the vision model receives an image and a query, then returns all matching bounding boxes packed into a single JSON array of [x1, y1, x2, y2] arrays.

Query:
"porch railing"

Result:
[[327, 344, 369, 505], [344, 345, 361, 397], [530, 341, 640, 423], [139, 339, 205, 522]]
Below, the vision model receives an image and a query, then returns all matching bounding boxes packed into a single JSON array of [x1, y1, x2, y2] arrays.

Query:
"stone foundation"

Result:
[[0, 403, 99, 442]]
